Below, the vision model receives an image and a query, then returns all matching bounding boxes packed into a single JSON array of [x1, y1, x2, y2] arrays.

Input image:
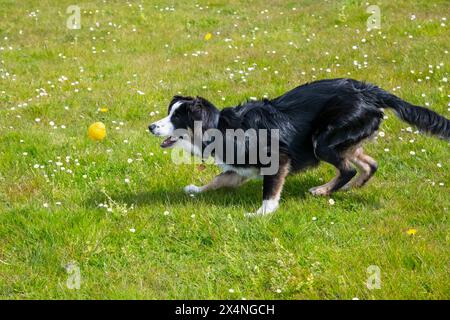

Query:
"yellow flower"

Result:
[[100, 108, 108, 113], [204, 32, 213, 41], [406, 228, 417, 235]]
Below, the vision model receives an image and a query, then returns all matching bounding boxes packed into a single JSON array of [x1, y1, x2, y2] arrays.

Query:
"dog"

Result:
[[149, 78, 450, 216]]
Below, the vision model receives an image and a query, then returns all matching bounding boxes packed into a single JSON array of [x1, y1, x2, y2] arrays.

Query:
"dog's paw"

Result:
[[244, 208, 274, 218], [244, 211, 267, 218], [245, 200, 278, 218], [184, 184, 202, 194], [244, 212, 258, 218], [309, 186, 331, 196]]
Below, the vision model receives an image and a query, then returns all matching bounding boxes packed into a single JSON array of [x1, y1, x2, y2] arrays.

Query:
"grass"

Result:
[[0, 0, 449, 299]]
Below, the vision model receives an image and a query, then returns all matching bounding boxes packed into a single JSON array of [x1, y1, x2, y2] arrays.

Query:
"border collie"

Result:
[[149, 78, 449, 216]]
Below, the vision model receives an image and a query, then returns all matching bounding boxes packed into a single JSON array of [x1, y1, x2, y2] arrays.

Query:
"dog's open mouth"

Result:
[[160, 136, 179, 148]]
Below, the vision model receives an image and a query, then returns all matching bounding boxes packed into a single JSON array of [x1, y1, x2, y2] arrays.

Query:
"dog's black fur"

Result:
[[150, 78, 449, 214]]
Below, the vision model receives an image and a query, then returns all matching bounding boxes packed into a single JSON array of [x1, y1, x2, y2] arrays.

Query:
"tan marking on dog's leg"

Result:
[[251, 157, 291, 216], [267, 158, 290, 201], [309, 159, 354, 196], [359, 153, 377, 168], [309, 168, 342, 195], [342, 158, 371, 189], [355, 152, 377, 186], [342, 149, 378, 190], [184, 171, 247, 194]]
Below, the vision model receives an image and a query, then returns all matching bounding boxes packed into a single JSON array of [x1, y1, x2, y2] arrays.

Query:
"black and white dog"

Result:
[[149, 78, 449, 216]]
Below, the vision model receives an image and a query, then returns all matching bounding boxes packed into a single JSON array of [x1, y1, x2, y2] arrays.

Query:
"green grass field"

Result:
[[0, 0, 449, 299]]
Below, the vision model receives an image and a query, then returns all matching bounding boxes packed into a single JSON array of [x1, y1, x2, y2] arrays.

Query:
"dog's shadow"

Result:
[[87, 180, 264, 209], [86, 175, 377, 210]]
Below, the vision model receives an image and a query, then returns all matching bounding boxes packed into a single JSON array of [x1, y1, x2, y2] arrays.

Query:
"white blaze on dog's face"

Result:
[[148, 101, 184, 148], [151, 101, 181, 136]]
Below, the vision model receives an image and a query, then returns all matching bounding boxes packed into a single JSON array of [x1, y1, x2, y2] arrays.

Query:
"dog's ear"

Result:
[[188, 96, 216, 115], [172, 95, 183, 102], [218, 108, 241, 129], [194, 96, 216, 109], [170, 95, 194, 105], [174, 95, 195, 101], [187, 98, 204, 119], [187, 97, 219, 130], [168, 95, 195, 114]]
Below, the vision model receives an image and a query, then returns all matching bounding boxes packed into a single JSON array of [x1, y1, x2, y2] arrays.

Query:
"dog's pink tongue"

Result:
[[160, 137, 175, 148]]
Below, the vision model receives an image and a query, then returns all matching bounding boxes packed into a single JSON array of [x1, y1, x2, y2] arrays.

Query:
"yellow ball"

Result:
[[88, 122, 106, 141]]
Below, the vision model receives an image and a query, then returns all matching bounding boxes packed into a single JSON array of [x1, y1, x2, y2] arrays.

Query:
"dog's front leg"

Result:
[[184, 171, 247, 194], [247, 158, 290, 217]]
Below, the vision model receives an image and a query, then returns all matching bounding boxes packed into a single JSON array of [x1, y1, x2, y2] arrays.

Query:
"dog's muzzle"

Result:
[[148, 123, 179, 148]]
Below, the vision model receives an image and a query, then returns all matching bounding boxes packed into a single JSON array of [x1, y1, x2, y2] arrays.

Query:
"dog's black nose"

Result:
[[149, 124, 156, 133]]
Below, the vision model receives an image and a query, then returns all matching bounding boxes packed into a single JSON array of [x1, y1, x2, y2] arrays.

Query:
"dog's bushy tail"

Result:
[[376, 89, 450, 140]]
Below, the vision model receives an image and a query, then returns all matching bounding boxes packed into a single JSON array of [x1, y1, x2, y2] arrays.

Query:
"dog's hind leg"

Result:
[[342, 148, 378, 190], [184, 171, 247, 194], [309, 100, 382, 196], [309, 160, 356, 195], [309, 140, 357, 196]]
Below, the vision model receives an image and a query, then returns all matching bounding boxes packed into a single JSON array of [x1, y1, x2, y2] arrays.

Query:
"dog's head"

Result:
[[148, 95, 219, 148]]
